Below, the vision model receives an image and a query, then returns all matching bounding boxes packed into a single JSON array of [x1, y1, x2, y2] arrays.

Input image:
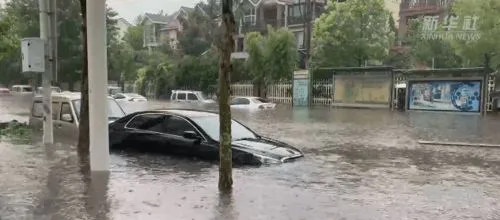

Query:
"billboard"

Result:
[[334, 77, 391, 105], [408, 80, 482, 112]]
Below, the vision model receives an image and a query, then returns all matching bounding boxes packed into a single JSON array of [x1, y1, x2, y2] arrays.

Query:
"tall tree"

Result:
[[450, 0, 500, 71], [244, 27, 297, 97], [77, 0, 89, 157], [312, 0, 392, 67], [218, 0, 235, 192]]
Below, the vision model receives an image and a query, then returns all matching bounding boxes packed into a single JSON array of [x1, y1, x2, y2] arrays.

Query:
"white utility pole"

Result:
[[38, 0, 53, 144], [87, 0, 110, 171], [49, 0, 57, 83]]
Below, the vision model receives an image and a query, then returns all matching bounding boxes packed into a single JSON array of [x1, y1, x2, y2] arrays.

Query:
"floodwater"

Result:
[[2, 95, 500, 220]]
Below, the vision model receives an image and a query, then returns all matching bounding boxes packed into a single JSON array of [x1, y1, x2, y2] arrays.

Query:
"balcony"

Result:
[[239, 18, 286, 34], [401, 0, 455, 15]]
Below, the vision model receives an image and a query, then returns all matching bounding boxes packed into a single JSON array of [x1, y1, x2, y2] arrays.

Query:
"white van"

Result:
[[10, 85, 33, 95], [29, 92, 126, 140], [170, 90, 215, 104]]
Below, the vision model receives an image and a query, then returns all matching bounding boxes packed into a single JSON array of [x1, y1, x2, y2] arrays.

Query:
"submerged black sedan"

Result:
[[109, 109, 303, 165]]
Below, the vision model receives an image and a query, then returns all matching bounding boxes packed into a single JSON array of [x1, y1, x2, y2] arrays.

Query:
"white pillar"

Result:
[[284, 5, 288, 28], [87, 0, 109, 171], [39, 0, 53, 144]]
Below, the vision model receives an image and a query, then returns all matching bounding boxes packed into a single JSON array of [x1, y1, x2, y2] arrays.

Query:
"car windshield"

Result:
[[191, 116, 257, 141], [72, 98, 125, 121], [22, 87, 32, 92], [195, 92, 208, 100]]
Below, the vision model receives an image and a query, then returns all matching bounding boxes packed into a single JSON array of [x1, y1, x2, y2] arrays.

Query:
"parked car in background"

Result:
[[29, 92, 126, 140], [10, 85, 33, 95], [113, 93, 147, 102], [36, 86, 62, 95], [0, 88, 11, 96], [108, 86, 122, 96], [113, 93, 148, 114], [170, 90, 215, 104], [230, 96, 276, 110], [109, 109, 303, 165]]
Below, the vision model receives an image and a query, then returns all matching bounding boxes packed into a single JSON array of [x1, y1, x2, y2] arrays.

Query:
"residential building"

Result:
[[397, 0, 454, 44], [116, 18, 132, 42], [142, 6, 199, 50]]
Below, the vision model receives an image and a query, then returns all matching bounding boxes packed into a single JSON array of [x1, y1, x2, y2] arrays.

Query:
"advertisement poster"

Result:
[[293, 79, 309, 106], [408, 80, 481, 112]]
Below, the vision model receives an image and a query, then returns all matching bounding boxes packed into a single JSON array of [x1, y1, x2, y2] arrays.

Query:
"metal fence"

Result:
[[230, 80, 334, 106]]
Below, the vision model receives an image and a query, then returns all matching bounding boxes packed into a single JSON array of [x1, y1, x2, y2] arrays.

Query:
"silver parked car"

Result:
[[29, 92, 126, 140]]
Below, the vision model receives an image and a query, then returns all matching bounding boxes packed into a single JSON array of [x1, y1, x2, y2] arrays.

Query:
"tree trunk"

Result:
[[218, 0, 235, 192], [78, 0, 90, 161]]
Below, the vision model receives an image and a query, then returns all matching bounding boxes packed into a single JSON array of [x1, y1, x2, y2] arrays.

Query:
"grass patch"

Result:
[[0, 121, 32, 143]]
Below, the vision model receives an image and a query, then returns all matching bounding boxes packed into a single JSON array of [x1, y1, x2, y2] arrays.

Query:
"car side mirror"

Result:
[[61, 113, 73, 122], [183, 131, 200, 140]]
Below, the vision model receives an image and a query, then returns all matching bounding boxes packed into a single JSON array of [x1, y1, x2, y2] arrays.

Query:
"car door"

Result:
[[122, 114, 173, 153], [162, 115, 204, 156], [230, 98, 250, 109], [56, 102, 79, 140], [186, 93, 199, 104], [51, 102, 62, 137]]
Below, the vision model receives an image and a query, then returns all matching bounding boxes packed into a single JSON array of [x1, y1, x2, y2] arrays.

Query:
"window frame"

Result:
[[60, 102, 74, 123], [187, 93, 199, 101], [177, 92, 187, 101], [124, 113, 208, 142], [32, 101, 43, 118]]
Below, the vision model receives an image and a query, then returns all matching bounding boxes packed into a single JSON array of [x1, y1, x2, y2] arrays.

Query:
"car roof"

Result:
[[33, 92, 113, 101], [171, 90, 202, 93], [142, 109, 218, 118]]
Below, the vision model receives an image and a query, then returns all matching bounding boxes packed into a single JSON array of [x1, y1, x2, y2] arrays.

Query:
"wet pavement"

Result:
[[2, 96, 500, 219]]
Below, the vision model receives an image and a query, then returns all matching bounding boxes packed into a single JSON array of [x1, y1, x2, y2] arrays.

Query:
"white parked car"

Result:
[[29, 92, 126, 140], [10, 85, 33, 95], [230, 96, 276, 110], [112, 93, 147, 102], [170, 90, 215, 104]]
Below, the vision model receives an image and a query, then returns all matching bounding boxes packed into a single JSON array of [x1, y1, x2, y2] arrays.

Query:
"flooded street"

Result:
[[2, 96, 500, 219]]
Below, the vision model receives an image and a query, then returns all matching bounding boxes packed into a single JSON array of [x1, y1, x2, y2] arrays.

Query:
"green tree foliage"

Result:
[[178, 12, 213, 56], [0, 0, 121, 88], [450, 0, 500, 71], [312, 0, 393, 67], [123, 17, 144, 51], [244, 27, 297, 96], [408, 21, 464, 68]]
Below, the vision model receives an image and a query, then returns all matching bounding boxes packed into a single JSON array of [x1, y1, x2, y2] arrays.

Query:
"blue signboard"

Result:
[[293, 79, 309, 106], [408, 80, 481, 112]]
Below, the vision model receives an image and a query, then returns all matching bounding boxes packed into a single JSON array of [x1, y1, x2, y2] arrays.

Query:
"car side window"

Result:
[[32, 101, 43, 118], [231, 98, 250, 105], [126, 114, 165, 131], [60, 102, 74, 123], [177, 93, 186, 100], [164, 116, 195, 136], [187, 93, 198, 101]]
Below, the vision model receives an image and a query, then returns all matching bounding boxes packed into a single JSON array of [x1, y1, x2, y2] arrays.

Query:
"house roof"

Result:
[[117, 18, 133, 27], [143, 12, 169, 24]]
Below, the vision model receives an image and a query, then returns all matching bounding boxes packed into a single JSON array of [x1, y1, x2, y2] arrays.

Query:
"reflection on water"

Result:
[[2, 97, 500, 219]]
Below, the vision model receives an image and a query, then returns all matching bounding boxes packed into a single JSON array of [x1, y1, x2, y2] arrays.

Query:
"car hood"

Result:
[[232, 137, 303, 162]]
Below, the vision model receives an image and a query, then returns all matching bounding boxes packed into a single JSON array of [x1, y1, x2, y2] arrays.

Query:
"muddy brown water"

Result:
[[1, 96, 500, 220]]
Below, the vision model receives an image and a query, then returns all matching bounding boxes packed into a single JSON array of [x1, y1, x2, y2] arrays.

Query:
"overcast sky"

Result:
[[108, 0, 199, 23], [0, 0, 200, 24]]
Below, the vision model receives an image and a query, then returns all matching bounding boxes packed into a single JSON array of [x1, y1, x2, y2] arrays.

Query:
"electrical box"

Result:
[[21, 38, 45, 73]]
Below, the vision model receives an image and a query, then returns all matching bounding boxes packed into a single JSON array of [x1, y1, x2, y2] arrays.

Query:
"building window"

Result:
[[144, 24, 156, 45], [409, 0, 418, 8], [243, 7, 256, 25], [294, 31, 304, 49]]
